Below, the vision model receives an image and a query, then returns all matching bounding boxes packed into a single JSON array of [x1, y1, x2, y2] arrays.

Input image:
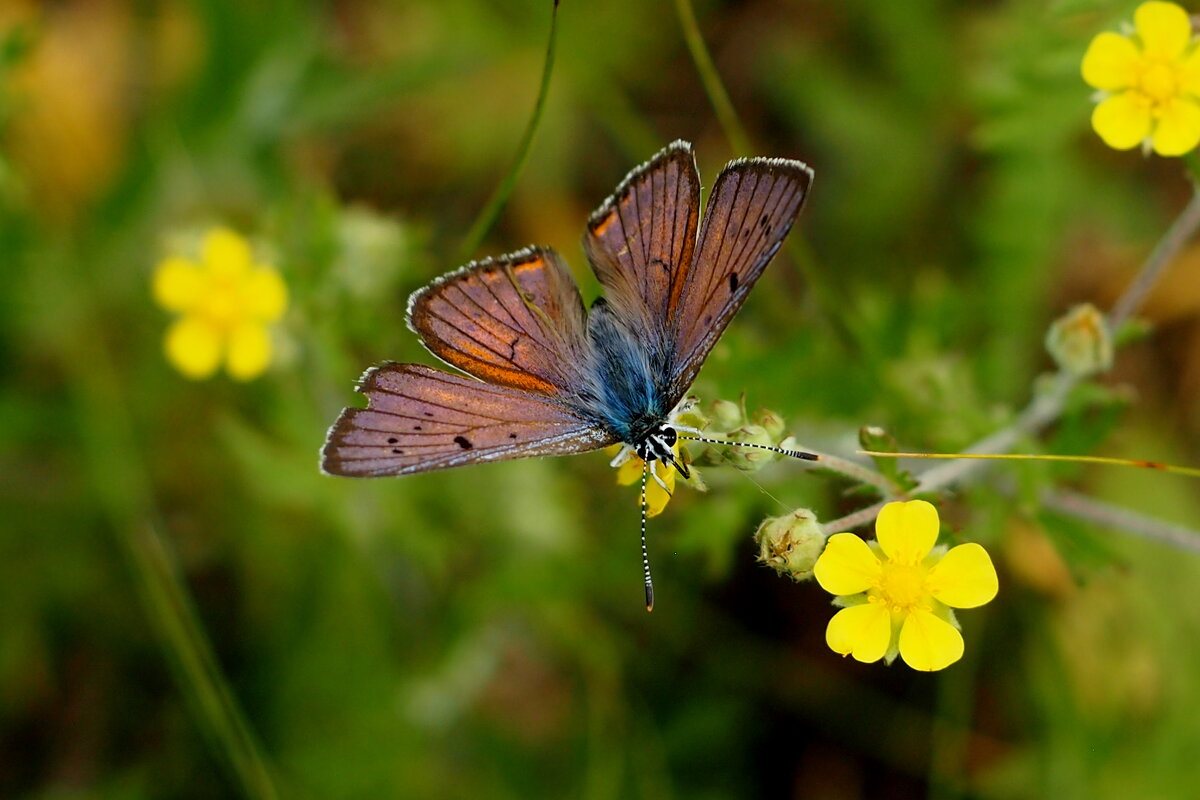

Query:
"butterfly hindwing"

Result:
[[667, 157, 813, 400], [407, 247, 592, 397], [584, 140, 701, 360], [321, 363, 616, 477]]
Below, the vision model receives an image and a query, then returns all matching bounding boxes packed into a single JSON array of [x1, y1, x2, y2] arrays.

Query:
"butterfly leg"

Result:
[[609, 443, 637, 468], [649, 460, 674, 496]]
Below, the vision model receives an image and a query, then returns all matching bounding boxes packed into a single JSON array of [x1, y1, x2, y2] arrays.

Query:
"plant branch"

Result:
[[823, 186, 1200, 529], [1109, 186, 1200, 330], [1042, 489, 1200, 555]]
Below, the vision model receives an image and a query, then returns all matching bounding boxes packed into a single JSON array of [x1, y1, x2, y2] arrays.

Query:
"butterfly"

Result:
[[322, 140, 814, 608]]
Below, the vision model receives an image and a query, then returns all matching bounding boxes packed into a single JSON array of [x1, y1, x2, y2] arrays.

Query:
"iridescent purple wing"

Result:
[[584, 140, 700, 358], [321, 364, 616, 477], [666, 157, 812, 400], [406, 246, 592, 398]]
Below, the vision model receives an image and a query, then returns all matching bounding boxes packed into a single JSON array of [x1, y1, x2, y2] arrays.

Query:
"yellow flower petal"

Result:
[[1180, 47, 1200, 94], [645, 461, 675, 518], [898, 608, 964, 671], [1081, 32, 1141, 90], [875, 500, 939, 565], [1151, 97, 1200, 154], [1092, 91, 1153, 149], [826, 603, 891, 663], [814, 532, 881, 595], [614, 454, 641, 486], [926, 543, 998, 609], [1134, 1, 1192, 59], [153, 257, 204, 312], [202, 227, 252, 278], [226, 322, 272, 381], [165, 316, 221, 379], [242, 267, 288, 321]]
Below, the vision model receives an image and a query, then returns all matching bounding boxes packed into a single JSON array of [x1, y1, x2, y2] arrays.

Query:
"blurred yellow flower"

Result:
[[1082, 1, 1200, 156], [608, 446, 678, 517], [814, 500, 998, 672], [152, 228, 287, 381]]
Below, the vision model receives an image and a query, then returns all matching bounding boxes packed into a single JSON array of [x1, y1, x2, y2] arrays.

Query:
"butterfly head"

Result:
[[634, 423, 690, 480]]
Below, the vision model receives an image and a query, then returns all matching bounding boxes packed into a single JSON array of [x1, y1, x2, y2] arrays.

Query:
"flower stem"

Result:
[[1041, 489, 1200, 554], [823, 500, 885, 533], [1109, 186, 1200, 330], [801, 447, 897, 496]]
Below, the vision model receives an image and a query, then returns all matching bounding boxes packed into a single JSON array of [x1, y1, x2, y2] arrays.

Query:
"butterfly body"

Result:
[[580, 297, 670, 445], [322, 140, 812, 486]]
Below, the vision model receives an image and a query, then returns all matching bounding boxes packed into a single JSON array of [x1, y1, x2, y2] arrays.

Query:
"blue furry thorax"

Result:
[[581, 300, 670, 444]]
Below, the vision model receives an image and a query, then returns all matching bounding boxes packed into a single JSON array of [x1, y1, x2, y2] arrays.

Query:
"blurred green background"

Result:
[[4, 0, 1200, 797]]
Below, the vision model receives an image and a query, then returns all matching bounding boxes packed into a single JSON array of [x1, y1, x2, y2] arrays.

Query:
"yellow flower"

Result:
[[607, 445, 681, 517], [1082, 2, 1200, 156], [813, 500, 998, 672], [152, 228, 287, 380]]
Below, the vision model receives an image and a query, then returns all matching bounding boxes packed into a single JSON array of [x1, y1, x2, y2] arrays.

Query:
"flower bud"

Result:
[[708, 398, 745, 431], [1045, 303, 1112, 377], [755, 508, 827, 582], [752, 408, 786, 441], [713, 424, 777, 471], [674, 400, 709, 434]]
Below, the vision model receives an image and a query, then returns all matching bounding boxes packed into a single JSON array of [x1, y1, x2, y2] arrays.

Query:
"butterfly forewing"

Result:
[[322, 364, 616, 477], [407, 247, 591, 397], [584, 140, 700, 357], [667, 158, 812, 400]]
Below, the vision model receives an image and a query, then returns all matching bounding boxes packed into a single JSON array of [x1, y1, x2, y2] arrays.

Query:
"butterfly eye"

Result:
[[660, 425, 678, 447]]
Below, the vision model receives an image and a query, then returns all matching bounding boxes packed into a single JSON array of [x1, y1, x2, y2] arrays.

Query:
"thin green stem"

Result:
[[862, 450, 1200, 480], [673, 0, 752, 157], [129, 524, 281, 799], [49, 261, 278, 798], [673, 0, 849, 352], [456, 0, 560, 265]]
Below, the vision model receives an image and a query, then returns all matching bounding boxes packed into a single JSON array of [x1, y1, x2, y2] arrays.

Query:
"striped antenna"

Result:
[[640, 460, 655, 612], [678, 434, 819, 461]]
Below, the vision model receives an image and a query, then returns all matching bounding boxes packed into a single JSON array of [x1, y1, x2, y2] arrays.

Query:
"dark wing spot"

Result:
[[423, 411, 434, 417], [392, 448, 404, 454], [453, 436, 473, 450], [651, 257, 670, 272], [412, 425, 422, 431], [759, 213, 770, 229], [728, 273, 739, 292], [508, 433, 518, 439], [387, 437, 398, 444]]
